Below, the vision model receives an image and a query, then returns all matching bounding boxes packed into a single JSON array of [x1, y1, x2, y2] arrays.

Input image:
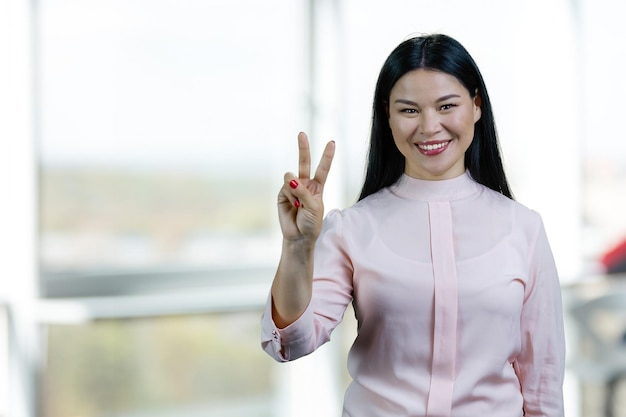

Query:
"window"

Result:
[[7, 0, 619, 416], [34, 1, 315, 416], [37, 0, 307, 295], [41, 312, 273, 417]]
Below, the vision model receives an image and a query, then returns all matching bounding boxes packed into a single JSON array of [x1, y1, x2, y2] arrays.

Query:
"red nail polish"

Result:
[[294, 198, 300, 208], [289, 179, 299, 189]]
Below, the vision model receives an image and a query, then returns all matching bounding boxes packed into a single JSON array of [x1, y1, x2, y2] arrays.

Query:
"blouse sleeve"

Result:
[[513, 214, 566, 417], [261, 209, 354, 362]]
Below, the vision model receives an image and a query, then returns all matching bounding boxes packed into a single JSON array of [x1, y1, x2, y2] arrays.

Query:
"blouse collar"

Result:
[[389, 170, 481, 201]]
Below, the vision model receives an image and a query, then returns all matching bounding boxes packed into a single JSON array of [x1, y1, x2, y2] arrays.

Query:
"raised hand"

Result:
[[277, 132, 335, 242]]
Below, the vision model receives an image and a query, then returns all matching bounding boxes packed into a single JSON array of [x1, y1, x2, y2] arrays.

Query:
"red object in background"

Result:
[[600, 237, 626, 274]]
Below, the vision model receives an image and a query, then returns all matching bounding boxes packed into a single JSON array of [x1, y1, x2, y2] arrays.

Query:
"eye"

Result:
[[400, 108, 418, 114], [439, 103, 457, 111]]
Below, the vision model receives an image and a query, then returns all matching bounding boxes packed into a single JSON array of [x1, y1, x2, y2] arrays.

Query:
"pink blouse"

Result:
[[261, 171, 565, 417]]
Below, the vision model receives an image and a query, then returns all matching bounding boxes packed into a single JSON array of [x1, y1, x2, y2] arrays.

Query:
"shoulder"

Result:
[[320, 188, 395, 242], [480, 185, 543, 224], [472, 185, 546, 248], [327, 186, 389, 215], [508, 197, 544, 234]]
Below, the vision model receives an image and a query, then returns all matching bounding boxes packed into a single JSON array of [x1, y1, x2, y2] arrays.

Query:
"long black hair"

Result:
[[358, 34, 513, 201]]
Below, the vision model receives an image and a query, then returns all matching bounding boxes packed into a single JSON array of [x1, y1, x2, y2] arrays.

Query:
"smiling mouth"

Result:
[[416, 140, 451, 155]]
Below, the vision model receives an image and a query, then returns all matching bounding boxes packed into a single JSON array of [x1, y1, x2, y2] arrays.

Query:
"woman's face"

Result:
[[387, 68, 481, 180]]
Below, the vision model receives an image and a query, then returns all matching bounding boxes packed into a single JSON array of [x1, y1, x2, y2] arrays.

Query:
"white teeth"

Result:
[[418, 142, 447, 151]]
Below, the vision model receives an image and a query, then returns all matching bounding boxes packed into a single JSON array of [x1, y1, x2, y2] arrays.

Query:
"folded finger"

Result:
[[282, 172, 303, 208]]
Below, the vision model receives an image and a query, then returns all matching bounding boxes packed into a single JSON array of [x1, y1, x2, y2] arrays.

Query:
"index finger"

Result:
[[297, 132, 311, 180], [313, 140, 336, 187]]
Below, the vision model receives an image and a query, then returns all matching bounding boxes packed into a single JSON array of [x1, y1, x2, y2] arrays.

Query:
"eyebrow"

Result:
[[393, 94, 461, 105]]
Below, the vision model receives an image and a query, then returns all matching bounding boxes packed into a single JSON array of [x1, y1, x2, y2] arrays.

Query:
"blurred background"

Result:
[[1, 0, 626, 416]]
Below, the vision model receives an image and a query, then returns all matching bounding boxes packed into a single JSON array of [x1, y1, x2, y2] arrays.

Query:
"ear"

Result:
[[384, 101, 390, 118], [473, 90, 482, 123]]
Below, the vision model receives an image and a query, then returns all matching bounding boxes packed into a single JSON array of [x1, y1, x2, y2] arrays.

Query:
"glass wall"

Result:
[[35, 1, 310, 416], [3, 0, 623, 416], [37, 0, 306, 281], [41, 313, 272, 417]]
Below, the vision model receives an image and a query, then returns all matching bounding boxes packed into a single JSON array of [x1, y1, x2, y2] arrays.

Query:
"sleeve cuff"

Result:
[[260, 292, 315, 361]]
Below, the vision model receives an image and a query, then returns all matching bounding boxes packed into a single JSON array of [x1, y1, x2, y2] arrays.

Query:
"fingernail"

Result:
[[289, 179, 299, 189], [294, 198, 301, 208]]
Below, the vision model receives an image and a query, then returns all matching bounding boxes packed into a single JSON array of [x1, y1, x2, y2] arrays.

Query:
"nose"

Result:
[[419, 110, 441, 136]]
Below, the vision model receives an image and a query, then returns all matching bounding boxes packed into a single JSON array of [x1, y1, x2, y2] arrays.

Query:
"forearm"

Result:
[[271, 238, 316, 328]]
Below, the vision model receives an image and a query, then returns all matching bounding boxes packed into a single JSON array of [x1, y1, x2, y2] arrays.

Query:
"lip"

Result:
[[415, 140, 452, 156]]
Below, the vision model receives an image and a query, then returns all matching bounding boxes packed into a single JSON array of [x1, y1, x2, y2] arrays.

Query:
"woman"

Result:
[[261, 34, 565, 417]]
